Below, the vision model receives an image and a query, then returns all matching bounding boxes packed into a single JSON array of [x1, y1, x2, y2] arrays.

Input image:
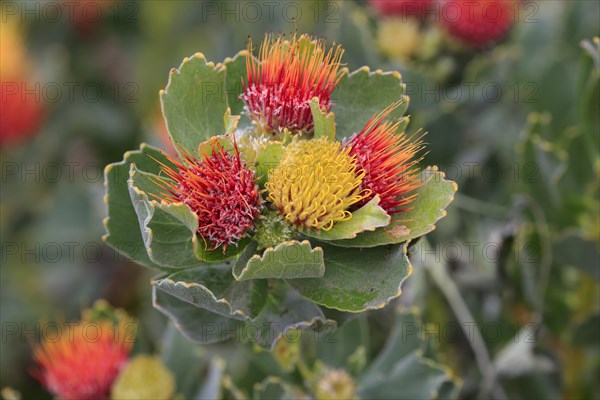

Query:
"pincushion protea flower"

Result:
[[266, 137, 368, 231], [346, 103, 423, 215], [441, 0, 514, 47], [241, 34, 344, 134], [158, 141, 261, 251], [32, 320, 133, 400]]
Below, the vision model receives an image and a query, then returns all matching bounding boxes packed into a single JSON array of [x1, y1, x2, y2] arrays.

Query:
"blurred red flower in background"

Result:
[[369, 0, 433, 18], [440, 0, 515, 47]]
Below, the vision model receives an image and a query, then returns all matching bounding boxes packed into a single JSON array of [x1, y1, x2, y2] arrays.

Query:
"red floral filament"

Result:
[[159, 143, 261, 251], [347, 103, 424, 214], [241, 34, 344, 134]]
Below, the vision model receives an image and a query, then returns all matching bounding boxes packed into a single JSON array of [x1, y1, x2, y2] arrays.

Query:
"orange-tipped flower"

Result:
[[32, 319, 133, 400], [346, 103, 423, 214], [159, 142, 261, 251], [241, 34, 344, 134]]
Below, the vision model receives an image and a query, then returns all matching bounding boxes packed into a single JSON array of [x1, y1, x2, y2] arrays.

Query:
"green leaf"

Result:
[[160, 53, 229, 153], [103, 144, 176, 271], [554, 233, 600, 280], [332, 167, 457, 248], [310, 97, 335, 140], [254, 141, 285, 187], [153, 286, 244, 344], [152, 265, 268, 321], [233, 240, 325, 281], [223, 50, 250, 122], [358, 308, 459, 399], [128, 166, 200, 268], [288, 243, 412, 312], [331, 67, 409, 140], [359, 351, 455, 400], [302, 196, 390, 241], [254, 377, 298, 400], [361, 309, 426, 381], [314, 317, 370, 373], [249, 281, 335, 349], [160, 325, 208, 399]]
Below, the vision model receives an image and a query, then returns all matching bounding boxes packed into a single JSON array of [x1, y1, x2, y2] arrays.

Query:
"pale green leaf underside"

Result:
[[103, 144, 178, 271], [128, 165, 201, 268], [152, 265, 268, 321], [128, 165, 247, 265], [153, 278, 333, 349], [153, 287, 244, 344]]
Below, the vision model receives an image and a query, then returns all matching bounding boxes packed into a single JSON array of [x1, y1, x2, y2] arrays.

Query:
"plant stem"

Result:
[[426, 251, 507, 400]]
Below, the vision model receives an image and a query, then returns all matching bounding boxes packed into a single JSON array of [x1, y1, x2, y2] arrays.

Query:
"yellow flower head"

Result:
[[266, 138, 369, 231]]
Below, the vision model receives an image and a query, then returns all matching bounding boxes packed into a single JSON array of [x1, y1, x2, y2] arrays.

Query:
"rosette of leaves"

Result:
[[103, 34, 456, 348]]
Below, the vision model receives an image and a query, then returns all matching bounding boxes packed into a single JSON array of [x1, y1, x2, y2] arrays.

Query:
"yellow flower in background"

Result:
[[266, 138, 368, 231], [0, 16, 30, 80], [111, 355, 175, 400], [377, 17, 421, 59]]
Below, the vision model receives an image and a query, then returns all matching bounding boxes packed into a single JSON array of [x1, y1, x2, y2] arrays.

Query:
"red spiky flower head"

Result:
[[159, 140, 261, 251], [440, 0, 514, 47], [32, 314, 133, 399], [346, 102, 423, 215], [369, 0, 432, 18], [241, 33, 344, 134]]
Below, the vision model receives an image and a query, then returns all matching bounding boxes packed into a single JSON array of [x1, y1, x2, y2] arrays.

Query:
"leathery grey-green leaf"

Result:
[[248, 281, 336, 349], [233, 240, 325, 281], [254, 377, 299, 400], [128, 165, 201, 268], [152, 265, 268, 321], [332, 167, 457, 248], [358, 308, 460, 399], [160, 53, 229, 154], [288, 242, 412, 312], [302, 196, 390, 241], [153, 286, 244, 344], [223, 50, 251, 124], [358, 351, 455, 399], [103, 144, 177, 271], [331, 67, 408, 140]]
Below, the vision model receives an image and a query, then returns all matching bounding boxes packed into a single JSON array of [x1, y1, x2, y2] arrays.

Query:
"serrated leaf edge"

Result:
[[102, 143, 166, 244], [234, 240, 325, 281], [151, 276, 252, 321], [303, 195, 391, 241]]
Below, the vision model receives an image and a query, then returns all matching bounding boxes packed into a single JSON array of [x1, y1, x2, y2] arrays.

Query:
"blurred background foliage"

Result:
[[0, 0, 598, 399]]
